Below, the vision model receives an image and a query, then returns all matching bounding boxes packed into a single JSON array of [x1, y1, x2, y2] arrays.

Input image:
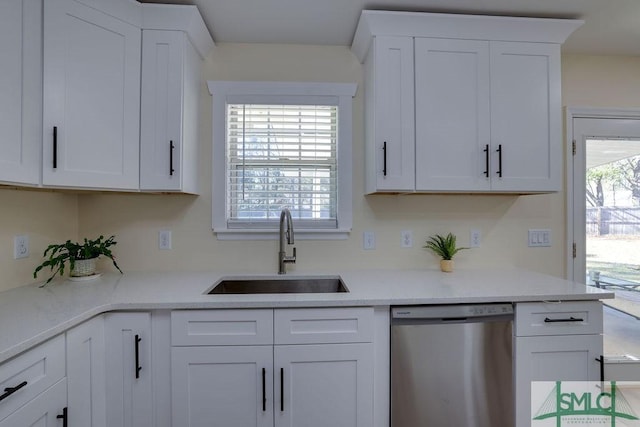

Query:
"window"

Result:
[[208, 81, 357, 239]]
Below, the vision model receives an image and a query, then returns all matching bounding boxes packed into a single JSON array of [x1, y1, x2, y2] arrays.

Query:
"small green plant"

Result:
[[423, 233, 468, 260], [34, 235, 123, 286]]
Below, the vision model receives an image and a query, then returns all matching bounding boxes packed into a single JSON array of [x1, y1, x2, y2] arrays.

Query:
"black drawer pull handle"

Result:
[[262, 368, 266, 412], [169, 140, 175, 176], [544, 316, 584, 323], [53, 126, 58, 169], [57, 407, 68, 427], [483, 144, 489, 177], [0, 381, 27, 402], [382, 141, 387, 177], [595, 355, 605, 382], [280, 367, 284, 412], [496, 144, 502, 178], [135, 334, 142, 379]]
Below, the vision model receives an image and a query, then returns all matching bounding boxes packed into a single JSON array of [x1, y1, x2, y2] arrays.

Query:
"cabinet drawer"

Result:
[[274, 307, 374, 344], [0, 334, 65, 421], [171, 309, 273, 346], [514, 301, 603, 336]]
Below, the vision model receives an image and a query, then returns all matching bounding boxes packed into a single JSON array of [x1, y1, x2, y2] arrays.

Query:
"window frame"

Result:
[[208, 81, 357, 240]]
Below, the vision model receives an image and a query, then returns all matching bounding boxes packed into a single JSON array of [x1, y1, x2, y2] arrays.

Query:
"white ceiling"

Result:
[[142, 0, 640, 55]]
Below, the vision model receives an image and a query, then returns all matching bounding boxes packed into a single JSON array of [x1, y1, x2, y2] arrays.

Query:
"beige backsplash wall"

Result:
[[3, 48, 640, 291], [78, 43, 566, 278], [0, 189, 78, 290]]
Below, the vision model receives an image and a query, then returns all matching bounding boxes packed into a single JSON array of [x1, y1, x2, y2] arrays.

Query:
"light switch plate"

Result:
[[528, 229, 551, 247]]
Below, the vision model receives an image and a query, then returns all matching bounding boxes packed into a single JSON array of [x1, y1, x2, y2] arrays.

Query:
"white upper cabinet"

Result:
[[364, 36, 415, 193], [352, 10, 582, 194], [415, 38, 491, 192], [139, 5, 212, 194], [43, 0, 141, 190], [489, 42, 561, 192], [140, 16, 210, 193], [0, 0, 42, 186], [39, 0, 212, 192]]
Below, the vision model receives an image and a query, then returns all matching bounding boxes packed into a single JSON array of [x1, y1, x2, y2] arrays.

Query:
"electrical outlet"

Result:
[[159, 230, 172, 250], [401, 230, 413, 248], [470, 229, 481, 248], [363, 231, 376, 250], [14, 235, 29, 259]]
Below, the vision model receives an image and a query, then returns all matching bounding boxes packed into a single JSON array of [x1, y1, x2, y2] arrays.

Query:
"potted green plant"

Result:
[[34, 235, 123, 286], [424, 233, 468, 272]]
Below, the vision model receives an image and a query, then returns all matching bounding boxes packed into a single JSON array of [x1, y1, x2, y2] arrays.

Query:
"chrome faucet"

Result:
[[278, 208, 296, 274]]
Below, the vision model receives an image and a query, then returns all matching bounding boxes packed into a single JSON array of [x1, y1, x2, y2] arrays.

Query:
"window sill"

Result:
[[214, 228, 351, 241]]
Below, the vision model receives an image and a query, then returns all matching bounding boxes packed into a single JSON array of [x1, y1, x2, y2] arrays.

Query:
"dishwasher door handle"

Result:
[[544, 316, 584, 323]]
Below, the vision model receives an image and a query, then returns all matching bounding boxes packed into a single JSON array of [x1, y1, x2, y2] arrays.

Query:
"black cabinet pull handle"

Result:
[[53, 126, 58, 169], [0, 381, 27, 402], [135, 334, 142, 379], [483, 144, 489, 177], [56, 407, 68, 427], [262, 368, 266, 412], [496, 144, 502, 178], [544, 316, 584, 323], [595, 355, 605, 381], [169, 140, 175, 176], [382, 141, 387, 177], [280, 367, 284, 412]]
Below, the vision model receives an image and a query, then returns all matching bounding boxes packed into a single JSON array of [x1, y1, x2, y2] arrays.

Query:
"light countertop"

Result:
[[0, 268, 612, 363]]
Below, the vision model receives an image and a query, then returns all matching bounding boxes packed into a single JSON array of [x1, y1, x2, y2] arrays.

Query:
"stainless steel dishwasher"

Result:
[[391, 303, 514, 427]]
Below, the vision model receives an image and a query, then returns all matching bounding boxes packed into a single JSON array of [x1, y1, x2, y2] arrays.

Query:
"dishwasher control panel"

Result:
[[392, 303, 514, 320]]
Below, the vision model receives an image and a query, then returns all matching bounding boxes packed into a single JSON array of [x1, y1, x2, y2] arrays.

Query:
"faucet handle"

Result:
[[284, 247, 297, 264]]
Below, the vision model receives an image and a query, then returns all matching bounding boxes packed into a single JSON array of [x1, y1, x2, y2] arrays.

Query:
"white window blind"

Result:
[[226, 103, 338, 229]]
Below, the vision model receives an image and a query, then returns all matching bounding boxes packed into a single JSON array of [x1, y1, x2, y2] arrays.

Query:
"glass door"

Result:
[[572, 117, 640, 358]]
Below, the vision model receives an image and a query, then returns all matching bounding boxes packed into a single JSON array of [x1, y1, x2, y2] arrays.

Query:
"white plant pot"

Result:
[[71, 258, 97, 277]]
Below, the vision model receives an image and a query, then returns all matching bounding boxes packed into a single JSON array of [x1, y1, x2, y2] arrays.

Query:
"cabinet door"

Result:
[[415, 38, 491, 191], [489, 42, 561, 192], [0, 379, 67, 427], [171, 346, 274, 427], [514, 334, 602, 427], [0, 0, 41, 185], [367, 36, 414, 192], [43, 0, 141, 189], [105, 313, 152, 427], [140, 30, 185, 192], [275, 343, 374, 427], [67, 316, 106, 427]]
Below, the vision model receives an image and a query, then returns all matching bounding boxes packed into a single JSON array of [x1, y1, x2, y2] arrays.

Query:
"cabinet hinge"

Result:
[[572, 140, 576, 156], [572, 243, 577, 258]]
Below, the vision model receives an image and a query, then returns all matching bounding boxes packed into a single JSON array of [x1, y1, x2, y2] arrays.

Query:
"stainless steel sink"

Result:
[[208, 276, 349, 294]]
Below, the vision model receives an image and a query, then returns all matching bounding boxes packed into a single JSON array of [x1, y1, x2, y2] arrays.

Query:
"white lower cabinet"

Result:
[[513, 301, 603, 427], [105, 312, 153, 427], [172, 345, 274, 427], [0, 335, 66, 421], [275, 344, 373, 427], [0, 379, 67, 427], [171, 308, 375, 427], [66, 315, 106, 427]]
